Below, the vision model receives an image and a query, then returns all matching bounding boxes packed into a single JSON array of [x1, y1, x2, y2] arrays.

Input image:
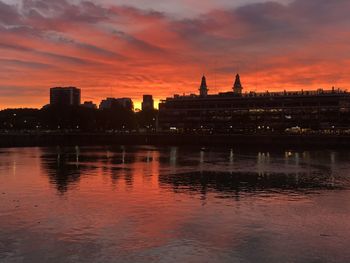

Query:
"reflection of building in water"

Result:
[[159, 74, 350, 134], [103, 146, 164, 189], [108, 148, 161, 188], [41, 146, 141, 192], [41, 149, 84, 193], [159, 170, 337, 197], [40, 147, 105, 193], [103, 147, 137, 188]]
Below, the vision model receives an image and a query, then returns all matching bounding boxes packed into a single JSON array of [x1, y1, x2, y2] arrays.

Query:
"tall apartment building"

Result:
[[50, 87, 81, 106]]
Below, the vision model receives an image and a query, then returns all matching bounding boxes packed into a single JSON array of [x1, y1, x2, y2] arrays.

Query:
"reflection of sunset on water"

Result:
[[0, 146, 350, 262]]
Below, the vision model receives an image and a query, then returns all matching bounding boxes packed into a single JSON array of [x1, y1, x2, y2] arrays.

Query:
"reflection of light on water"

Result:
[[229, 149, 234, 166], [330, 152, 336, 187], [331, 152, 336, 164], [198, 149, 205, 172], [56, 146, 61, 162], [257, 152, 270, 175], [75, 146, 80, 164], [151, 151, 160, 184], [285, 151, 293, 158], [257, 152, 263, 175], [293, 153, 300, 184], [170, 147, 177, 167], [302, 151, 311, 176], [284, 151, 293, 167], [122, 149, 126, 164], [121, 146, 126, 164], [12, 161, 16, 175], [284, 151, 302, 175], [199, 150, 205, 165], [1, 147, 350, 263], [302, 151, 310, 160], [295, 152, 299, 166]]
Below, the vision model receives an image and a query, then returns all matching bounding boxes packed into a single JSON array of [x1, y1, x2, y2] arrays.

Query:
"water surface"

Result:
[[1, 146, 350, 262]]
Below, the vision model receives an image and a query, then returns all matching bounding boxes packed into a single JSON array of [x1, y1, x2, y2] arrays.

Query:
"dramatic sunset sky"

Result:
[[1, 0, 350, 109]]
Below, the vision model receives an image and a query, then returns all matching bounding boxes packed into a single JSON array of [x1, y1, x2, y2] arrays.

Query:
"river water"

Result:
[[0, 146, 350, 263]]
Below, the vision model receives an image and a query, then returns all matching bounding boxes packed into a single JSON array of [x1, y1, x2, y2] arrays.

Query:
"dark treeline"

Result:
[[0, 106, 158, 132]]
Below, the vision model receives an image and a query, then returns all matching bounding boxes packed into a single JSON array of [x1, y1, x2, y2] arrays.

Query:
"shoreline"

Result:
[[0, 133, 349, 149]]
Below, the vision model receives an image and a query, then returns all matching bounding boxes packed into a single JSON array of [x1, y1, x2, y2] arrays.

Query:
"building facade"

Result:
[[50, 87, 81, 106], [159, 75, 350, 134]]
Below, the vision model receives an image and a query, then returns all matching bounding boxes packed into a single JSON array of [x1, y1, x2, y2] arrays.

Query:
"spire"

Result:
[[233, 74, 243, 94], [199, 75, 208, 97]]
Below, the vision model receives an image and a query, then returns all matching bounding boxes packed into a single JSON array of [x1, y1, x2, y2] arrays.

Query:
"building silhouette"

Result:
[[233, 74, 243, 94], [158, 74, 350, 134], [50, 87, 81, 106], [81, 101, 97, 109], [99, 97, 134, 111], [142, 95, 154, 111], [199, 75, 208, 97]]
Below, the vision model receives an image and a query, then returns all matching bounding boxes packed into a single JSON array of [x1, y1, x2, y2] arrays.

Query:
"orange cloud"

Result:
[[0, 0, 350, 109]]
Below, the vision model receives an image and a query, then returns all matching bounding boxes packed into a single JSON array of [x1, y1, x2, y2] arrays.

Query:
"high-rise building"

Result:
[[99, 98, 134, 111], [50, 87, 81, 106], [141, 95, 154, 111]]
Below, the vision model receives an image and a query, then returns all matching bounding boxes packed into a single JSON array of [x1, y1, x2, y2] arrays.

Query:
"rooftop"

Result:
[[163, 88, 348, 102]]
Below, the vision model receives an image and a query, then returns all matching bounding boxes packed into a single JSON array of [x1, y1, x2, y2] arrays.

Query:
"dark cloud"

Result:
[[22, 0, 112, 24], [169, 0, 350, 75], [0, 1, 22, 25], [3, 0, 350, 55], [175, 0, 350, 44], [0, 41, 110, 68], [111, 30, 165, 54], [44, 32, 126, 60]]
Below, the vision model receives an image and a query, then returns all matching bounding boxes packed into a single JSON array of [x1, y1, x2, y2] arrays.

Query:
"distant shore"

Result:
[[0, 132, 350, 149]]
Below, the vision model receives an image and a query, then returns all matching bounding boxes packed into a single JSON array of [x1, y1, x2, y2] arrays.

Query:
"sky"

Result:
[[1, 0, 350, 109]]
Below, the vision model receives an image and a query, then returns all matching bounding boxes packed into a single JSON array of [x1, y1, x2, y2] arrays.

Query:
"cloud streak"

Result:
[[0, 0, 350, 109]]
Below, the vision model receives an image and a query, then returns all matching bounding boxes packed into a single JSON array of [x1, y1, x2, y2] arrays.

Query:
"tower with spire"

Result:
[[199, 75, 208, 97], [233, 74, 243, 94]]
